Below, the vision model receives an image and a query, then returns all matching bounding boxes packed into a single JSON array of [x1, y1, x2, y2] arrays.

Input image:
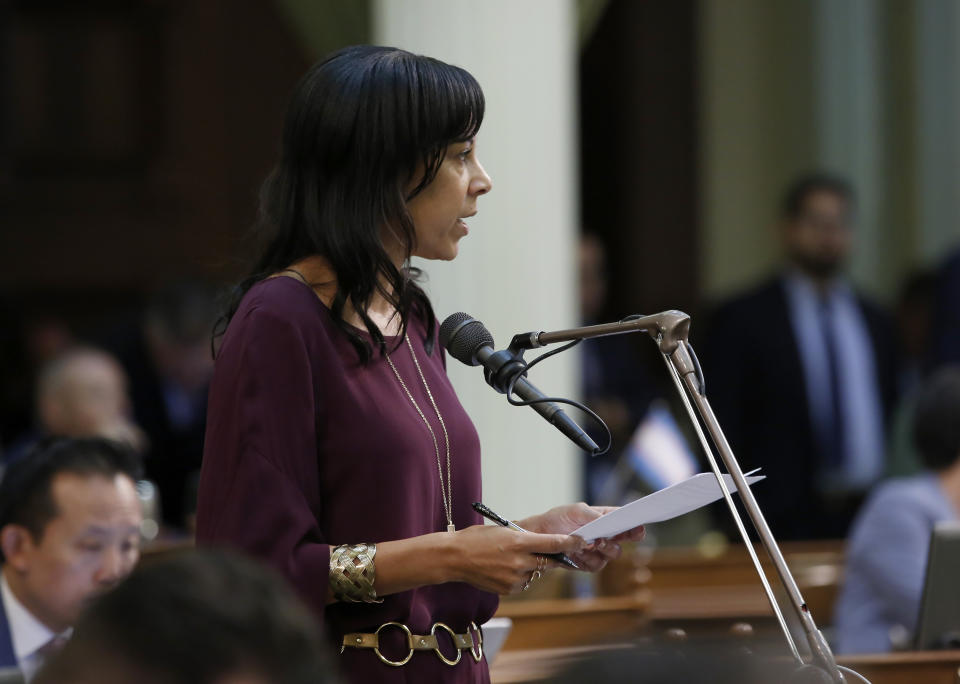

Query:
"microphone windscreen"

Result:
[[440, 312, 494, 366]]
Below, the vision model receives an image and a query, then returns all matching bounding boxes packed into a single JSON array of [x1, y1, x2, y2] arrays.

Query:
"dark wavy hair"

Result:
[[913, 366, 960, 471], [215, 45, 485, 363]]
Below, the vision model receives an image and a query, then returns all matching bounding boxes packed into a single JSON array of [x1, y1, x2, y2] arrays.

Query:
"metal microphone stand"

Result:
[[510, 311, 870, 684]]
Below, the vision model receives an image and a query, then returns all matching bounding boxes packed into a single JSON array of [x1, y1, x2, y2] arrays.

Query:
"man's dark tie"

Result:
[[818, 296, 846, 469]]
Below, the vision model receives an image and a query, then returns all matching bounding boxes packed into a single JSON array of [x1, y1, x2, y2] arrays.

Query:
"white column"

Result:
[[374, 1, 581, 517]]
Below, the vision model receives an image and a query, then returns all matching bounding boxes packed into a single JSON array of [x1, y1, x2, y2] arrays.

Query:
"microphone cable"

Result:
[[501, 338, 613, 457]]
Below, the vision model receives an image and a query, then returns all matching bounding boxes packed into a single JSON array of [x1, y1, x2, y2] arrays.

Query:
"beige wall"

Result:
[[699, 0, 817, 301]]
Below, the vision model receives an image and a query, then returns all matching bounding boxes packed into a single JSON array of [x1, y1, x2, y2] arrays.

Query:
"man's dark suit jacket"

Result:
[[701, 275, 899, 540]]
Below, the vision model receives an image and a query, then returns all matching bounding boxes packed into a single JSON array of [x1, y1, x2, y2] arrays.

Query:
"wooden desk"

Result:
[[644, 541, 845, 589], [645, 584, 781, 637], [494, 595, 650, 651], [490, 644, 634, 683], [490, 646, 960, 683], [493, 540, 846, 649], [838, 650, 960, 684], [644, 541, 844, 627], [596, 540, 842, 636]]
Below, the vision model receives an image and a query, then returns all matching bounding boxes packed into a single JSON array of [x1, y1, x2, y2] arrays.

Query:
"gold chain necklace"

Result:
[[385, 335, 455, 533], [279, 268, 455, 531]]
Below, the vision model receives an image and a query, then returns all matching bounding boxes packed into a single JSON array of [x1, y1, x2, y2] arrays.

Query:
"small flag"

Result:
[[625, 401, 698, 491]]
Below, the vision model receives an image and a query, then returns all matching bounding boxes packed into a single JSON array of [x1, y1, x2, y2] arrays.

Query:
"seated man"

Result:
[[0, 438, 142, 681], [35, 550, 336, 684], [834, 367, 960, 653]]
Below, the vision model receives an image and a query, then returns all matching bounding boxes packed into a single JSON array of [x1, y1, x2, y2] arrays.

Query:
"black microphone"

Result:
[[440, 312, 600, 455]]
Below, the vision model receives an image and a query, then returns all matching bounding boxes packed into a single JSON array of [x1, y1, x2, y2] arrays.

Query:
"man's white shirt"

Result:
[[0, 573, 66, 682]]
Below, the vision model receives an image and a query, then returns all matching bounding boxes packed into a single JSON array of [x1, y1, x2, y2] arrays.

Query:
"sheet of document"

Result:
[[572, 471, 765, 541]]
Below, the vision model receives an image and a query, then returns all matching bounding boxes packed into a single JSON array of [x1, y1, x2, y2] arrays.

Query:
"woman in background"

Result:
[[197, 46, 643, 683], [834, 366, 960, 653]]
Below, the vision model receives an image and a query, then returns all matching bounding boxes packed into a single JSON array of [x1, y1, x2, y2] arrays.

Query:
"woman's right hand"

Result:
[[446, 524, 587, 594]]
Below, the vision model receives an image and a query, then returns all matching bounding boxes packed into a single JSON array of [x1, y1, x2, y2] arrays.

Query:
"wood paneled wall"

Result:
[[0, 0, 311, 318]]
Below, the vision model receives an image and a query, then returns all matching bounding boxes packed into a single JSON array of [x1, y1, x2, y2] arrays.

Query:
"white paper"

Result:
[[573, 471, 765, 541]]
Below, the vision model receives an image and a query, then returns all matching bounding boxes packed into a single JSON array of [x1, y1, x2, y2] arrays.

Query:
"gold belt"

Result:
[[341, 621, 483, 667]]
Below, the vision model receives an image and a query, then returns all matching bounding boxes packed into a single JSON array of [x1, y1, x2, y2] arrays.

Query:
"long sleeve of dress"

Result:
[[196, 303, 331, 615]]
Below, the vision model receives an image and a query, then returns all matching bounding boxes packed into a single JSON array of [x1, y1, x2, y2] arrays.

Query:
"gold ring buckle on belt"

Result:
[[467, 620, 483, 662], [341, 621, 483, 666]]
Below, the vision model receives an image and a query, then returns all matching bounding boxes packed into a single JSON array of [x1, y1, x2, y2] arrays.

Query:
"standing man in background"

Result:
[[704, 173, 899, 539], [579, 233, 660, 503]]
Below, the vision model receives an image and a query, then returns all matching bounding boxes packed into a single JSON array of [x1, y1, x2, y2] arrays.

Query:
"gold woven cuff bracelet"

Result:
[[330, 543, 384, 604]]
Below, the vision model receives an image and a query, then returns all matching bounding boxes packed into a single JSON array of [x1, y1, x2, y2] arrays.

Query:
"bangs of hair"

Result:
[[402, 54, 485, 199]]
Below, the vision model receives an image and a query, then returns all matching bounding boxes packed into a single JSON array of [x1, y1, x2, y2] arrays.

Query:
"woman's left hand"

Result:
[[518, 503, 645, 573]]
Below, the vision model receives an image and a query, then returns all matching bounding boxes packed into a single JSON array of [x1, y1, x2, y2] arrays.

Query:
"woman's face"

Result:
[[405, 139, 492, 261]]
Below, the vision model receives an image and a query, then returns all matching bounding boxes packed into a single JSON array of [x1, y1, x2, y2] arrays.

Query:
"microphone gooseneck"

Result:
[[440, 312, 601, 455]]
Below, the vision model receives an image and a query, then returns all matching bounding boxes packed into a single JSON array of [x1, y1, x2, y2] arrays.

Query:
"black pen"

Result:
[[472, 502, 580, 570]]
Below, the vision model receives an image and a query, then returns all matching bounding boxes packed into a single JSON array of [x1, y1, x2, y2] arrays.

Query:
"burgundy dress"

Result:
[[196, 277, 499, 683]]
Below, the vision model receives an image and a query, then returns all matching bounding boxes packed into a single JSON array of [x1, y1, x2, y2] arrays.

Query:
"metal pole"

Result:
[[524, 311, 857, 683], [668, 341, 844, 682], [660, 347, 803, 663]]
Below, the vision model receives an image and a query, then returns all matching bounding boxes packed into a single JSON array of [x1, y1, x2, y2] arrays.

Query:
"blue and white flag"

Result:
[[625, 401, 698, 491]]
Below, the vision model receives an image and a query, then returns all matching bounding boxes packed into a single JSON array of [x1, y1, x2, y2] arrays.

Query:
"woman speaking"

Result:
[[197, 45, 644, 683]]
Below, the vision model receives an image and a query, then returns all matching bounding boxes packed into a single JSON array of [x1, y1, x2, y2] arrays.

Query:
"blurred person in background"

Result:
[[885, 270, 938, 478], [579, 233, 660, 503], [0, 438, 142, 681], [896, 270, 938, 394], [704, 172, 899, 540], [0, 306, 74, 456], [34, 550, 338, 684], [833, 366, 960, 654], [928, 246, 960, 370], [3, 348, 144, 467], [0, 300, 29, 454], [105, 280, 216, 530]]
